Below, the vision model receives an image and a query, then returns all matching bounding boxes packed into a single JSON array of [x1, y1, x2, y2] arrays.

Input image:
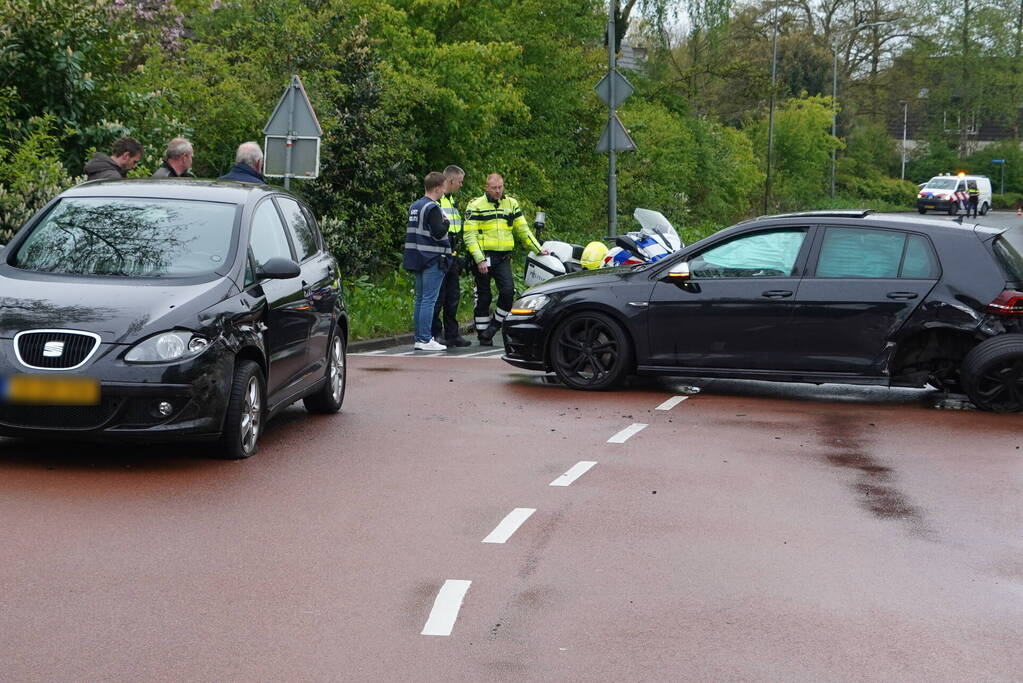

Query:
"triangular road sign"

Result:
[[596, 115, 637, 153], [263, 74, 322, 137]]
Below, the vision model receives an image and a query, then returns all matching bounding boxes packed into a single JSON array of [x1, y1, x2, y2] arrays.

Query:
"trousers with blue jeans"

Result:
[[413, 259, 446, 343]]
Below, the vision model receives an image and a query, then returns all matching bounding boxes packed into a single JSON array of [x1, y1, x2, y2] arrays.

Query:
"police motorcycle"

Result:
[[523, 207, 683, 286]]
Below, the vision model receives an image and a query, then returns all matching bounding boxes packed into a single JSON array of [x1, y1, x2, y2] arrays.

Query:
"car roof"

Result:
[[62, 178, 284, 204], [752, 211, 1004, 238]]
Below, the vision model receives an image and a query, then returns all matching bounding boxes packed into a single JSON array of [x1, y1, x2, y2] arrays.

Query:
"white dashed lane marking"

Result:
[[482, 508, 536, 544], [655, 395, 689, 411], [550, 461, 598, 487], [421, 580, 472, 636], [607, 423, 647, 443]]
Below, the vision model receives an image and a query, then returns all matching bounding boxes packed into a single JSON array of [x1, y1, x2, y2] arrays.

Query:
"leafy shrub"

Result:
[[839, 175, 917, 207], [992, 193, 1023, 210], [0, 115, 80, 242]]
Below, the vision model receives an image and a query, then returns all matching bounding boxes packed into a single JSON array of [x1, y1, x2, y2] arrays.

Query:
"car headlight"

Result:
[[124, 331, 210, 363], [510, 294, 550, 316]]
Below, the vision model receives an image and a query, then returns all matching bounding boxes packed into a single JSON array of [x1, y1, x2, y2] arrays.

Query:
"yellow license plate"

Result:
[[4, 374, 100, 406]]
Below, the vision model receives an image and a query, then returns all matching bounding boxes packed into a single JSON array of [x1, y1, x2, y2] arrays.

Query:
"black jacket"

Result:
[[218, 163, 266, 184], [152, 161, 195, 178], [84, 153, 125, 181]]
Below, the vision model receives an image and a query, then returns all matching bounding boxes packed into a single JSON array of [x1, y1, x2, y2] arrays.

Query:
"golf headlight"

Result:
[[125, 331, 210, 363], [510, 294, 550, 316]]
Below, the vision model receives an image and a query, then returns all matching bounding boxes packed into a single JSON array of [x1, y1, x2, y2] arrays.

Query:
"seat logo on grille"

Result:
[[43, 341, 65, 358]]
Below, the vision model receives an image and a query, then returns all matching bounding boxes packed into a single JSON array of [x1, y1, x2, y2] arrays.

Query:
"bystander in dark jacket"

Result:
[[152, 137, 196, 178], [84, 137, 143, 180], [218, 141, 266, 184]]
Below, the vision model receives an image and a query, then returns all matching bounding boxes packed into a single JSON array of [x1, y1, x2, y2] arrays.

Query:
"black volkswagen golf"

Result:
[[0, 179, 347, 458], [502, 210, 1023, 412]]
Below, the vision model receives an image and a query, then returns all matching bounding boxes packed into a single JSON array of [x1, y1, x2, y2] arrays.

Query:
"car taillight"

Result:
[[986, 290, 1023, 316]]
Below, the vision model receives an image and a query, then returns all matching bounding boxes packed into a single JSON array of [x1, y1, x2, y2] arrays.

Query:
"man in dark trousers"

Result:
[[84, 137, 143, 180], [152, 138, 195, 178], [431, 165, 471, 348], [462, 174, 547, 346], [403, 172, 452, 352], [218, 142, 266, 184]]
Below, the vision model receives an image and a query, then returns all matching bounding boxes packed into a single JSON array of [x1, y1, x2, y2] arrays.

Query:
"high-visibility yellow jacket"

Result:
[[462, 194, 541, 264], [439, 195, 462, 234]]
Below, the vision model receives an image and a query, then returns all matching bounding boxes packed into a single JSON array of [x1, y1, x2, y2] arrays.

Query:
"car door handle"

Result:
[[887, 291, 919, 300], [761, 290, 793, 298]]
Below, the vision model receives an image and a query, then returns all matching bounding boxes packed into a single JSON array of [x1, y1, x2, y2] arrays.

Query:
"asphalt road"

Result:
[[1, 351, 1021, 681]]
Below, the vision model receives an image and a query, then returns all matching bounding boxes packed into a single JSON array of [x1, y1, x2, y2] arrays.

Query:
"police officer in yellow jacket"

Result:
[[431, 165, 471, 347], [463, 173, 547, 345]]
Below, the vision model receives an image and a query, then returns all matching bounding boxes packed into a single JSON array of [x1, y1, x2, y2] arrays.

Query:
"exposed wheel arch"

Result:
[[889, 328, 979, 390]]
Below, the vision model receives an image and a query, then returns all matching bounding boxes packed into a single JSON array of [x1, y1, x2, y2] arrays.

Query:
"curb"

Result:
[[348, 333, 415, 353], [348, 323, 476, 353]]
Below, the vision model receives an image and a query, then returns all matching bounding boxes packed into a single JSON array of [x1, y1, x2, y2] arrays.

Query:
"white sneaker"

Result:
[[414, 339, 447, 351]]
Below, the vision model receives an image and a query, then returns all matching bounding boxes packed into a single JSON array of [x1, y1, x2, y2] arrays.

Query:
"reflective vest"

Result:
[[968, 185, 979, 196], [402, 196, 450, 271], [440, 195, 462, 234], [462, 194, 542, 264]]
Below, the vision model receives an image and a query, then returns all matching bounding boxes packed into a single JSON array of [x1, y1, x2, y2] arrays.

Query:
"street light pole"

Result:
[[765, 0, 779, 214], [901, 100, 908, 180], [830, 45, 838, 198], [829, 21, 890, 199]]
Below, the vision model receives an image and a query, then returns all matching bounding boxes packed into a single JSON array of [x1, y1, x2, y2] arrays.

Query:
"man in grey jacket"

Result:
[[151, 138, 195, 178], [84, 137, 143, 180]]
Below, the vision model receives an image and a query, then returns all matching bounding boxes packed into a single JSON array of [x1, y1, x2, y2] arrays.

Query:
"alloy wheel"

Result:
[[241, 375, 262, 453], [330, 336, 345, 404], [553, 315, 622, 387], [971, 358, 1023, 412]]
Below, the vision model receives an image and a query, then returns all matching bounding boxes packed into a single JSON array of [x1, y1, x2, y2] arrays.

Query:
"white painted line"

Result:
[[607, 423, 648, 443], [655, 395, 688, 411], [462, 348, 504, 357], [365, 349, 388, 355], [550, 461, 597, 487], [482, 508, 536, 544], [421, 579, 472, 636]]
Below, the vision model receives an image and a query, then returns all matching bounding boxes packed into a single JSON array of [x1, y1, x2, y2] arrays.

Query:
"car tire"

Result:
[[303, 332, 346, 414], [917, 207, 926, 214], [960, 334, 1023, 413], [216, 360, 265, 459], [549, 311, 632, 391], [947, 203, 957, 216], [980, 202, 989, 216]]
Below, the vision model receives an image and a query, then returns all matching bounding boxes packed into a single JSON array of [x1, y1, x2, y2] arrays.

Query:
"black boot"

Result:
[[477, 322, 499, 346]]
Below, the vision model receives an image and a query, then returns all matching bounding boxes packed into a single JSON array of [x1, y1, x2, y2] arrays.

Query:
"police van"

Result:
[[916, 173, 992, 215]]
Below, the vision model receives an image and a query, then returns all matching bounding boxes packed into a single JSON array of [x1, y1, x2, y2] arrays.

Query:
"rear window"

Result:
[[13, 198, 238, 277], [993, 228, 1023, 281], [815, 228, 939, 279]]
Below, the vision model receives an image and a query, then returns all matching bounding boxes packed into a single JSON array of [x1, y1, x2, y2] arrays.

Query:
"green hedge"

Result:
[[992, 193, 1023, 210]]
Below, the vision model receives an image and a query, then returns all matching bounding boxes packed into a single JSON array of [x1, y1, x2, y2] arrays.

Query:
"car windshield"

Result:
[[925, 178, 958, 190], [993, 227, 1023, 281], [12, 197, 238, 277]]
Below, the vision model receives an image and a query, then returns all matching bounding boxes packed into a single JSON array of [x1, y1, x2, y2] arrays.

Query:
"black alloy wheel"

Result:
[[304, 333, 346, 414], [961, 334, 1023, 413], [549, 311, 632, 390], [217, 360, 265, 459]]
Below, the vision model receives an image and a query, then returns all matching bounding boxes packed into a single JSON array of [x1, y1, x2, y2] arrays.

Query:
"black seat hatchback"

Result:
[[502, 210, 1023, 412], [0, 179, 348, 457]]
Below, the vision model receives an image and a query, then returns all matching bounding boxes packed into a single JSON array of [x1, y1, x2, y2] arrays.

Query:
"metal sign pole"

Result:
[[607, 9, 617, 238], [284, 77, 296, 190]]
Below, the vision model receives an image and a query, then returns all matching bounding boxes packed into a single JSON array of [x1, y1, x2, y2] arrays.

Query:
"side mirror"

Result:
[[256, 257, 301, 280], [665, 262, 691, 280]]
